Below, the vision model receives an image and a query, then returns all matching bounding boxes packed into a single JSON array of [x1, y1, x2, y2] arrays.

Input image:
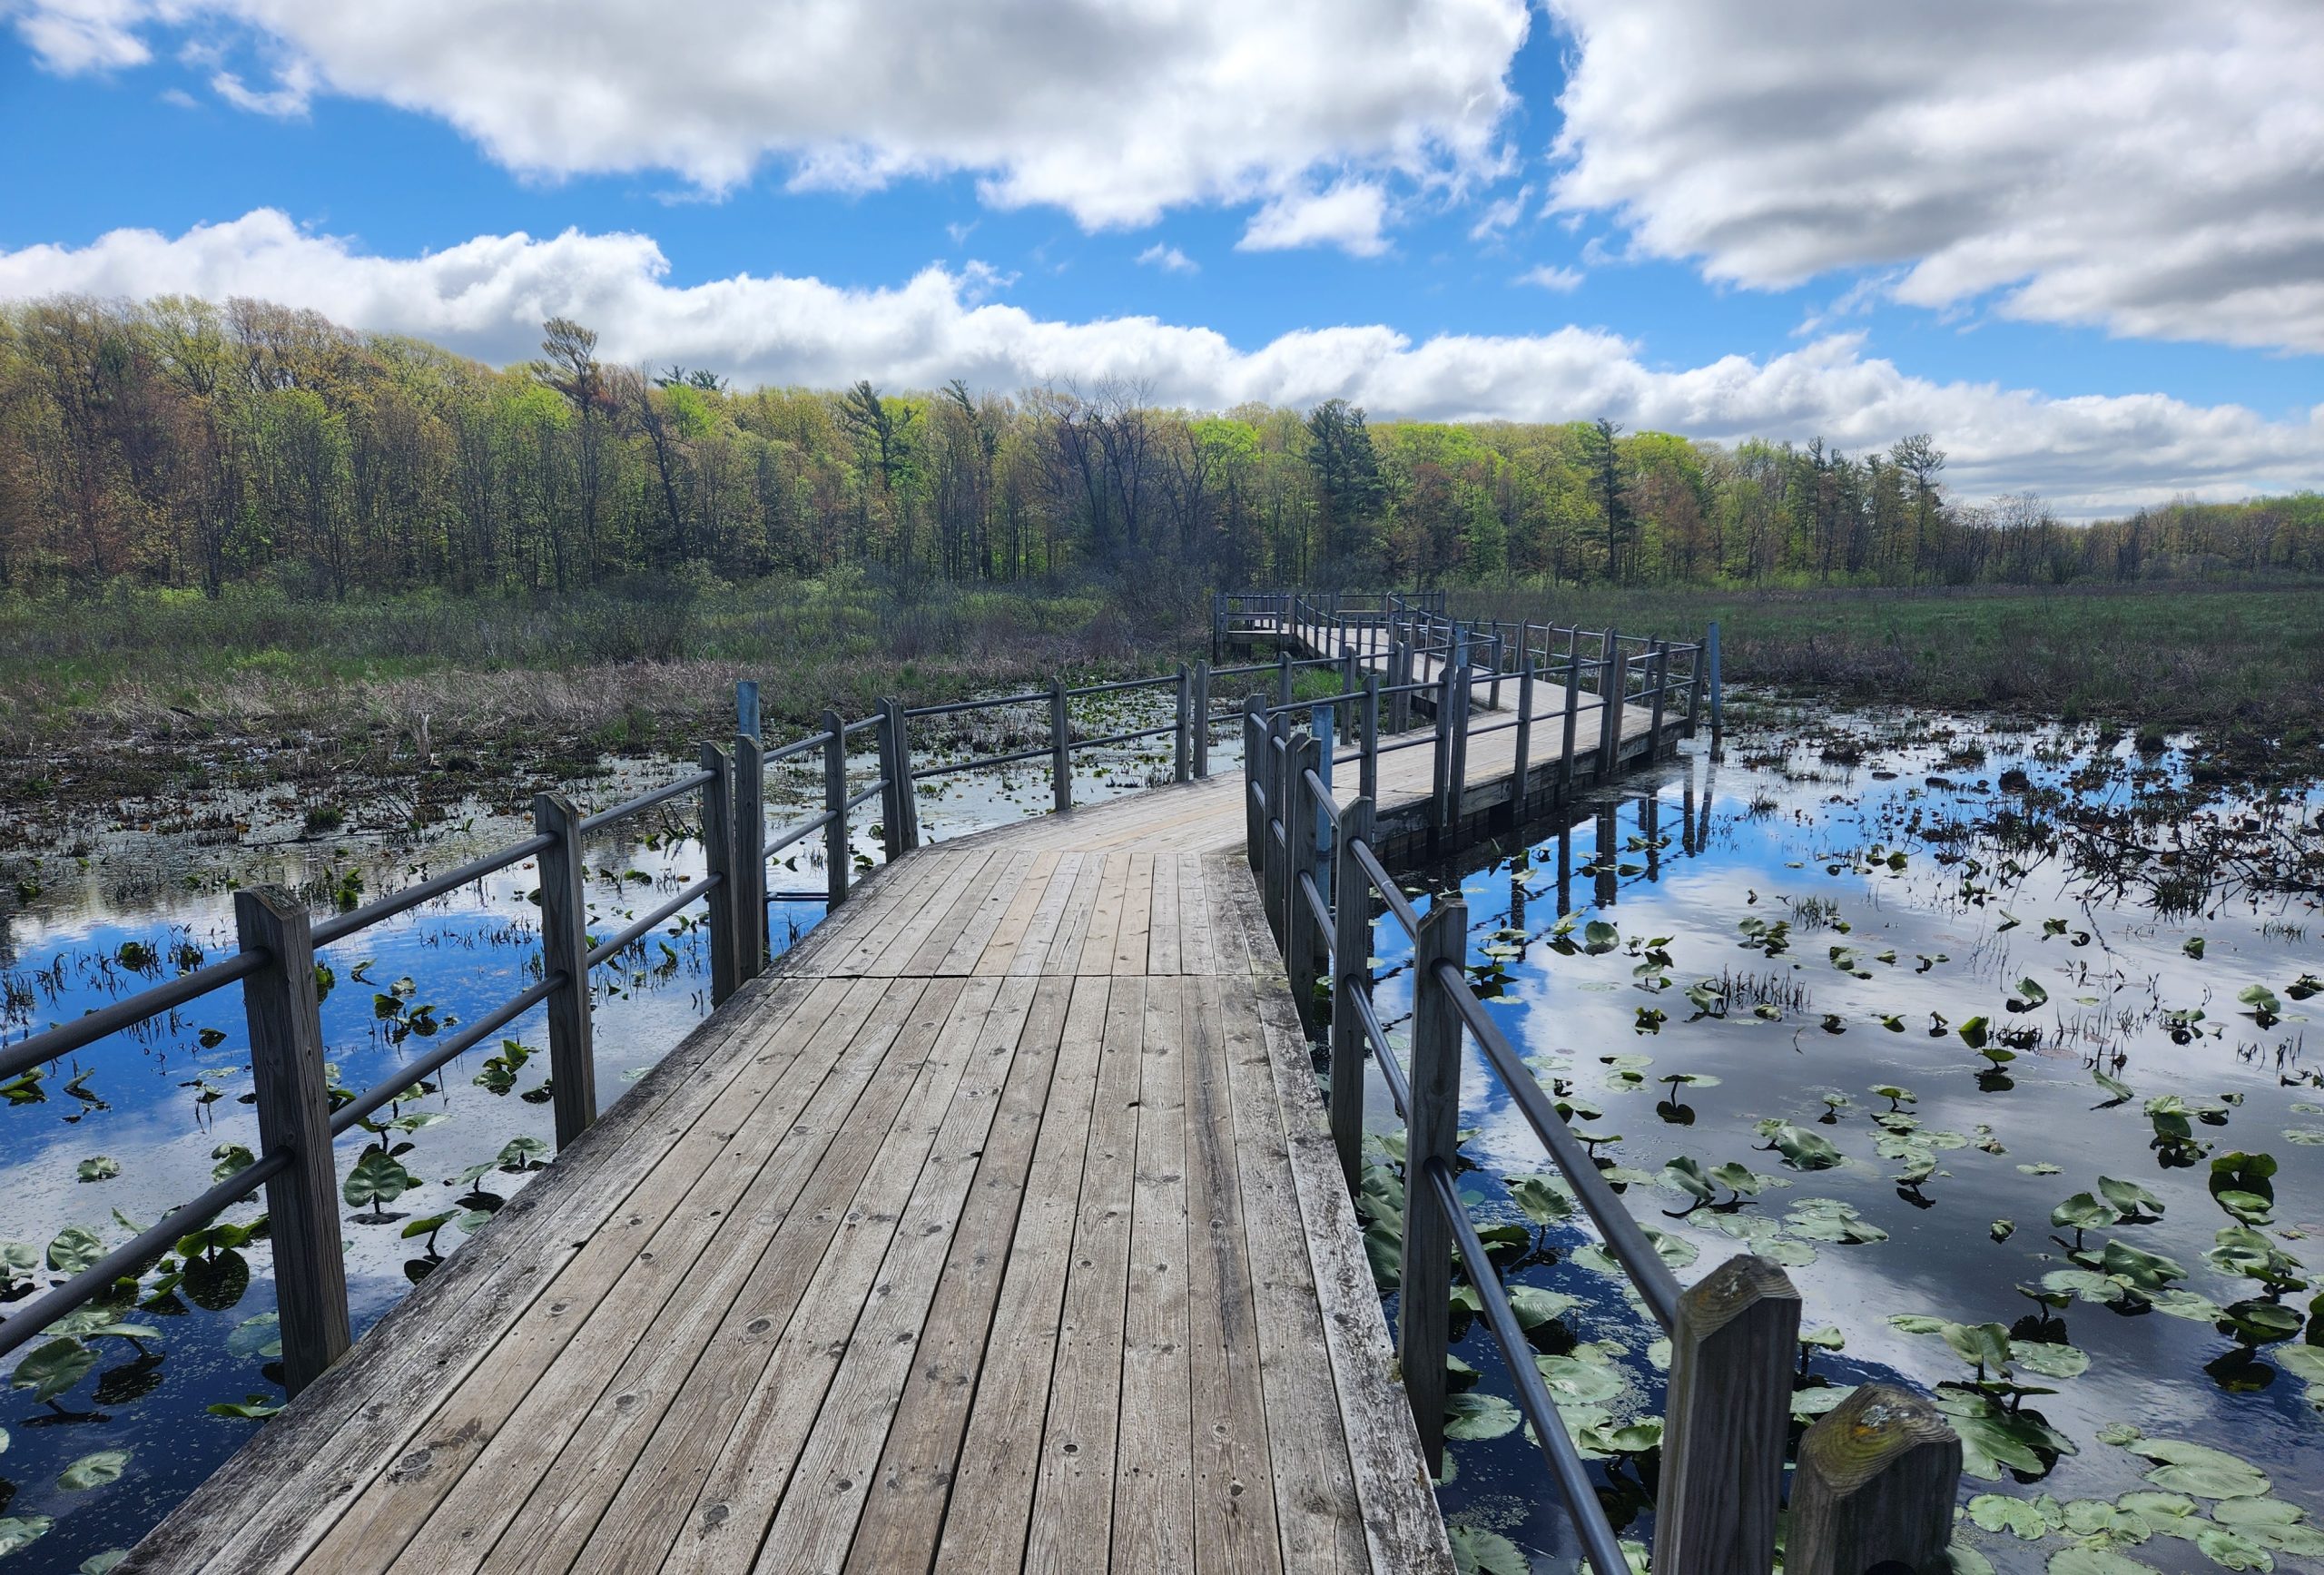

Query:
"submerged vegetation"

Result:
[[1343, 704, 2322, 1574]]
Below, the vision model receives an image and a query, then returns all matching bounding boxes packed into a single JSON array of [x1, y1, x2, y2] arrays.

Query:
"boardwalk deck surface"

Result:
[[126, 617, 1681, 1575], [126, 754, 1459, 1575]]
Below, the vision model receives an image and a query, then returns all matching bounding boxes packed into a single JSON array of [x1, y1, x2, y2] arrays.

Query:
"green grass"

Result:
[[1456, 582, 2324, 756], [0, 570, 1213, 820]]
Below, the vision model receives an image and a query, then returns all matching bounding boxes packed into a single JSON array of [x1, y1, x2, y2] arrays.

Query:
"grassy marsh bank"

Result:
[[1458, 581, 2324, 767], [0, 573, 1206, 846]]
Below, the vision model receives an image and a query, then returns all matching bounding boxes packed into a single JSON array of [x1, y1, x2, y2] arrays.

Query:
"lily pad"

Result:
[[2129, 1439, 2270, 1500], [58, 1449, 130, 1491], [1443, 1390, 1521, 1441]]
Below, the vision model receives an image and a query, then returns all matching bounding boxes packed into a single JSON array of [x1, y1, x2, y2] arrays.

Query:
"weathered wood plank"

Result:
[[138, 970, 840, 1575], [1111, 974, 1194, 1573], [503, 978, 996, 1575], [840, 974, 1081, 1574], [1182, 959, 1285, 1575], [1013, 977, 1143, 1575], [371, 978, 948, 1575], [764, 969, 1068, 1573], [1145, 848, 1181, 977], [1216, 861, 1454, 1575], [1110, 851, 1154, 976]]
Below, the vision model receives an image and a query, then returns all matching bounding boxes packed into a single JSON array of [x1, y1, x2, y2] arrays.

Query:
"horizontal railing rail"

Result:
[[0, 736, 756, 1380]]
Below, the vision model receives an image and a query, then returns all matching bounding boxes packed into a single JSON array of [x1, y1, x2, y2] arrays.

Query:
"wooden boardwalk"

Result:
[[124, 608, 1692, 1575], [127, 828, 1453, 1574]]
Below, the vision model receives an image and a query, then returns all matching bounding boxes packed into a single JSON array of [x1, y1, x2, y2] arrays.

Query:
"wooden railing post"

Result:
[[1175, 663, 1192, 783], [1193, 659, 1211, 778], [1598, 639, 1624, 783], [1487, 630, 1503, 711], [1242, 694, 1266, 872], [821, 709, 850, 910], [1277, 650, 1293, 707], [1211, 594, 1226, 663], [1788, 1385, 1963, 1575], [700, 743, 738, 1007], [1360, 670, 1381, 804], [732, 733, 768, 980], [1430, 662, 1454, 840], [1707, 620, 1724, 740], [532, 793, 598, 1147], [233, 886, 350, 1396], [1446, 658, 1472, 834], [735, 678, 760, 742], [1649, 640, 1670, 754], [1656, 1255, 1802, 1575], [1265, 714, 1292, 942], [878, 697, 920, 854], [1049, 677, 1073, 814], [1329, 794, 1374, 1188], [1399, 896, 1465, 1472], [1686, 642, 1706, 739], [1283, 731, 1321, 1016]]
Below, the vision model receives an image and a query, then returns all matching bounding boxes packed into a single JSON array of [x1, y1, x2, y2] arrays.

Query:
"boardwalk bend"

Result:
[[6, 592, 1962, 1575]]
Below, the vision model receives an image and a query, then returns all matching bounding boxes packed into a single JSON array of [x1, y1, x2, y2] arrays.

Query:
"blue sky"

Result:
[[3, 0, 2319, 511]]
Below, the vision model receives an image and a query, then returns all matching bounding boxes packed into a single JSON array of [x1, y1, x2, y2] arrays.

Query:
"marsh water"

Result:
[[2, 695, 2319, 1573], [1364, 704, 2324, 1574]]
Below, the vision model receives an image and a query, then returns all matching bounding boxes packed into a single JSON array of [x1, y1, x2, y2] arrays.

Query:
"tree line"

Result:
[[2, 295, 2318, 598]]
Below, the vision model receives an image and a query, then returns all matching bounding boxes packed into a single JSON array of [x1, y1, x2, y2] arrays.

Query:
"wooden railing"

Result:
[[1243, 720, 1965, 1575]]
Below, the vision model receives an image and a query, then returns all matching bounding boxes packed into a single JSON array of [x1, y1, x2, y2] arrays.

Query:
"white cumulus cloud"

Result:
[[10, 0, 1531, 230], [1514, 264, 1583, 292], [2, 211, 2317, 515], [1544, 0, 2324, 352], [1137, 243, 1198, 275], [1238, 183, 1393, 258]]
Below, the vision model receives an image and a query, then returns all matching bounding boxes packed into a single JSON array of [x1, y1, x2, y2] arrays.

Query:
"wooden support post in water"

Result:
[[700, 742, 738, 1007], [1193, 660, 1211, 778], [1284, 731, 1321, 1018], [1707, 619, 1724, 740], [821, 709, 850, 910], [1049, 677, 1073, 814], [1686, 639, 1706, 739], [1430, 662, 1455, 840], [1787, 1384, 1963, 1575], [1655, 1255, 1802, 1575], [1175, 663, 1192, 783], [1561, 645, 1582, 800], [1446, 658, 1472, 834], [1399, 897, 1465, 1473], [1598, 637, 1624, 783], [1360, 670, 1381, 804], [234, 887, 351, 1395], [1329, 794, 1374, 1189], [532, 793, 598, 1146], [732, 733, 768, 979]]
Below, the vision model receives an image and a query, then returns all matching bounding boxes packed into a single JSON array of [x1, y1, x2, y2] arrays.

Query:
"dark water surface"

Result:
[[1359, 704, 2323, 1574]]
